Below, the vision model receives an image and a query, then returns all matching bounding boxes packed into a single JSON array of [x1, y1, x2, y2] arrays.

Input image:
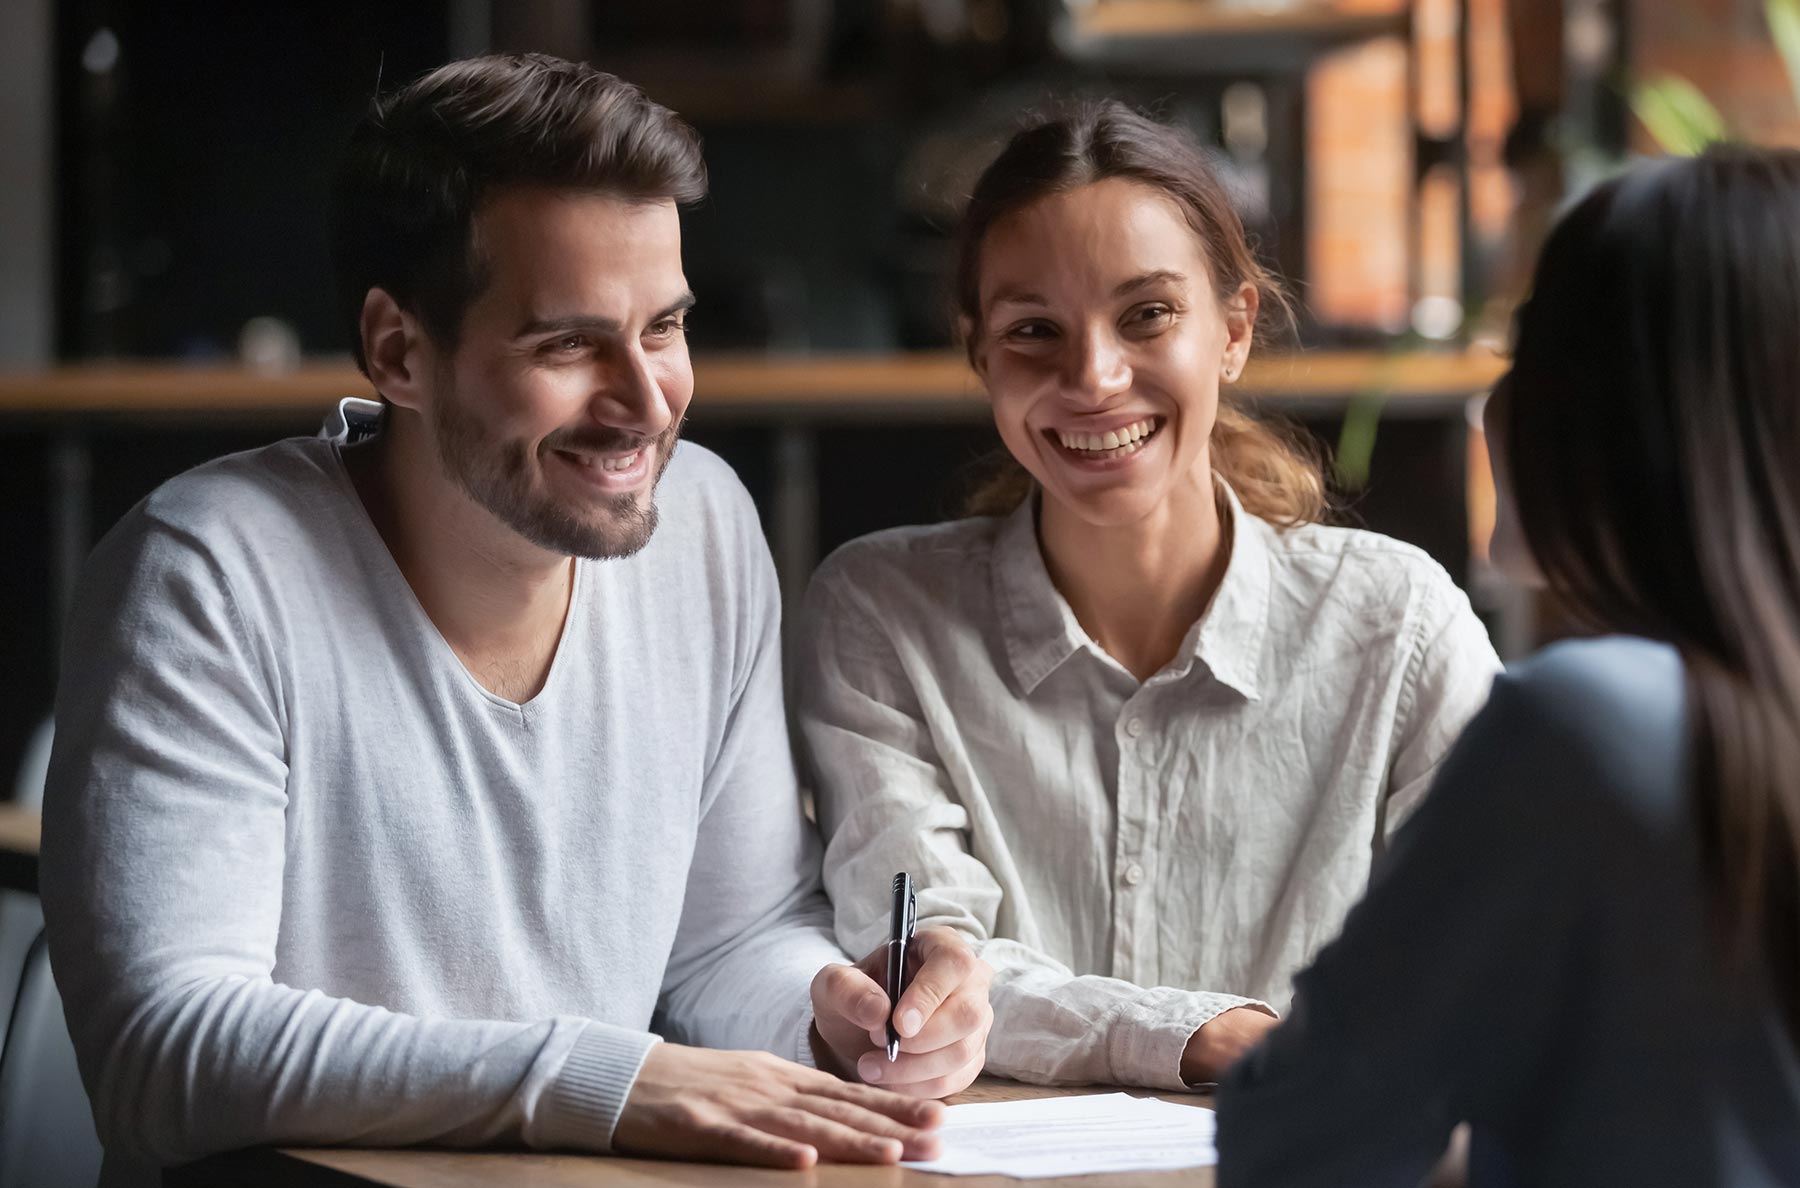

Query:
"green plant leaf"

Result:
[[1630, 75, 1729, 155], [1334, 392, 1387, 491], [1768, 0, 1800, 115]]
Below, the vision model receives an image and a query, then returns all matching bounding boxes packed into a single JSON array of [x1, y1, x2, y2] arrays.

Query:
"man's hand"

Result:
[[1180, 1005, 1280, 1084], [614, 1043, 944, 1168], [810, 926, 993, 1098]]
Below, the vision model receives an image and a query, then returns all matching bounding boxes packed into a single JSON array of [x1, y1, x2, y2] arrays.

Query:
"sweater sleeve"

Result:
[[39, 514, 658, 1166], [1214, 667, 1612, 1188], [797, 566, 1263, 1091], [653, 508, 847, 1063]]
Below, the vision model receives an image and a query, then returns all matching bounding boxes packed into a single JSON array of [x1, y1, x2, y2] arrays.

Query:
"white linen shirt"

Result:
[[796, 485, 1501, 1090]]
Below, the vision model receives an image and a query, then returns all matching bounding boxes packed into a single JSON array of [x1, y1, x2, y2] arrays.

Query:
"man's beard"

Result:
[[430, 385, 683, 560]]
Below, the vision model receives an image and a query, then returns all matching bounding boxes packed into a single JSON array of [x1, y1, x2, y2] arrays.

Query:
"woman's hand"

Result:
[[1180, 1005, 1280, 1083], [810, 926, 994, 1098]]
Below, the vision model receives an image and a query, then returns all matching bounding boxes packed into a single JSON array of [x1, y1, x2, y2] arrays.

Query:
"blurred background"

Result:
[[1, 0, 1798, 790]]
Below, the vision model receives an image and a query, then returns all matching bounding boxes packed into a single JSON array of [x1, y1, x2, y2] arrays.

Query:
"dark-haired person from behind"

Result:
[[1217, 148, 1800, 1186], [39, 54, 992, 1188], [795, 101, 1500, 1091]]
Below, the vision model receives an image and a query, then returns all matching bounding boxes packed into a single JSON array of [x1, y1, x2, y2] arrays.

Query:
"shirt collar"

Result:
[[990, 482, 1272, 700], [992, 493, 1089, 694], [1184, 481, 1270, 701]]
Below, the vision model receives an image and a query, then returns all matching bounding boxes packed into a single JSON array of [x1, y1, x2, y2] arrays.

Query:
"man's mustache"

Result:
[[543, 417, 682, 455]]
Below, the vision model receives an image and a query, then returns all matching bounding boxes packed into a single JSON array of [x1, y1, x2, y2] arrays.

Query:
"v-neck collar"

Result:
[[325, 441, 586, 713]]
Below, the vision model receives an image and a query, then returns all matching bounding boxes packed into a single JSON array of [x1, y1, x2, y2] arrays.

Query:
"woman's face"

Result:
[[970, 177, 1255, 530]]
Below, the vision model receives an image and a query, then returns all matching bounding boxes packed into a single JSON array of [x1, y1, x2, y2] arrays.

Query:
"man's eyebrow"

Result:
[[653, 291, 698, 322], [513, 313, 619, 339], [513, 291, 697, 339], [1113, 270, 1186, 297]]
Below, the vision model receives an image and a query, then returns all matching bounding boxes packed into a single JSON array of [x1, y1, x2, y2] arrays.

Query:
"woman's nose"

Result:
[[1067, 327, 1132, 403]]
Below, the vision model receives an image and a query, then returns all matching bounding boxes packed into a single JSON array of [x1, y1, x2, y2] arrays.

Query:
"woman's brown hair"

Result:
[[1506, 147, 1800, 1044], [952, 100, 1325, 526]]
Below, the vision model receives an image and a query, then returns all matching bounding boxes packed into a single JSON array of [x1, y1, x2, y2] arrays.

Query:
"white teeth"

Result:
[[1055, 418, 1158, 453], [565, 449, 642, 473]]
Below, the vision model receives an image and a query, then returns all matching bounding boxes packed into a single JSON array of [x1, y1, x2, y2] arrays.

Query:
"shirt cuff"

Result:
[[1107, 991, 1270, 1091], [793, 1010, 820, 1069], [536, 1023, 662, 1152]]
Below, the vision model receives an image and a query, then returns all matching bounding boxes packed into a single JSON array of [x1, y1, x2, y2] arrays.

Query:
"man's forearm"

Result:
[[67, 975, 657, 1164]]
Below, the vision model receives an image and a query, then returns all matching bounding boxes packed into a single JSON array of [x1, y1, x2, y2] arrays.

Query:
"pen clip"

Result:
[[890, 871, 914, 941]]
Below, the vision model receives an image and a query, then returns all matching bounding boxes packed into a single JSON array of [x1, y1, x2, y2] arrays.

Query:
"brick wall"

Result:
[[1632, 0, 1800, 148], [1306, 0, 1514, 332]]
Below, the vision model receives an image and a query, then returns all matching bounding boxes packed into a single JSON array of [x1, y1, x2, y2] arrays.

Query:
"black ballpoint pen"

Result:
[[885, 872, 917, 1062]]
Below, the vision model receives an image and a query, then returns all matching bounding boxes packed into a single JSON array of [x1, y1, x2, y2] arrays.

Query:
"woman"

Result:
[[793, 101, 1501, 1092], [1216, 149, 1800, 1185]]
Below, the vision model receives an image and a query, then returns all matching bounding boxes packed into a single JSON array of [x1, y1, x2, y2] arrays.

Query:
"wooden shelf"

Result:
[[1061, 1, 1408, 72], [0, 350, 1504, 422]]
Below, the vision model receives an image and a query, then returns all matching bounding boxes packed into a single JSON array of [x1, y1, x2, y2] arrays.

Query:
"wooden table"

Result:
[[0, 804, 40, 895], [168, 1079, 1217, 1187]]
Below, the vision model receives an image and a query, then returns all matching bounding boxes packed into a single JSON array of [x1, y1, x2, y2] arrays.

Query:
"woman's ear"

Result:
[[360, 287, 433, 413], [1220, 283, 1258, 382]]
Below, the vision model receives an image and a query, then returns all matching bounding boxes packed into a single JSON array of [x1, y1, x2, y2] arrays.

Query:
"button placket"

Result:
[[1113, 701, 1155, 980], [1123, 698, 1167, 986]]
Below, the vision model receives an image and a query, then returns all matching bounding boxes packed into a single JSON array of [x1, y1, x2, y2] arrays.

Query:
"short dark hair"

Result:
[[329, 53, 707, 373]]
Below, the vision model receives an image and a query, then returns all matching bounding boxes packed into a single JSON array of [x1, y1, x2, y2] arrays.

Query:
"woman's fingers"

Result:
[[887, 982, 994, 1055], [860, 1027, 986, 1090], [889, 928, 987, 1043]]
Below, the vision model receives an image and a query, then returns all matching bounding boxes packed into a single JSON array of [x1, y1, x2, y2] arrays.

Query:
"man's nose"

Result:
[[589, 344, 672, 437]]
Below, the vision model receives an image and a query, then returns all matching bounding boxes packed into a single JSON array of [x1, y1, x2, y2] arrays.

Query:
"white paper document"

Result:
[[903, 1092, 1217, 1178]]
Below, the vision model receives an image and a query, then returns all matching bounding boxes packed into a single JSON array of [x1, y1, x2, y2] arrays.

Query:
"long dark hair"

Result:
[[1505, 147, 1800, 1042], [952, 100, 1325, 526]]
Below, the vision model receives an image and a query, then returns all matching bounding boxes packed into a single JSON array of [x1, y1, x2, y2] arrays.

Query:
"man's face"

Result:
[[426, 186, 695, 559]]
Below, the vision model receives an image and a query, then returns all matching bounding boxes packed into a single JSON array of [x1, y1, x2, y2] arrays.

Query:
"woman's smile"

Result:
[[1042, 415, 1167, 470]]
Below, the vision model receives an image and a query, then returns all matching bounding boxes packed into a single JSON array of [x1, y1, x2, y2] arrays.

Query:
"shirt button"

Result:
[[1125, 717, 1145, 738], [1123, 863, 1145, 886]]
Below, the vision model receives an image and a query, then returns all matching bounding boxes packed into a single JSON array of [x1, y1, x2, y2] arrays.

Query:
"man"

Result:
[[39, 54, 991, 1185]]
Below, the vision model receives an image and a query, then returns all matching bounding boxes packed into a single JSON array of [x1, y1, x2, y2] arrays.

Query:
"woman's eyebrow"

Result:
[[987, 284, 1049, 309], [1113, 270, 1186, 297]]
